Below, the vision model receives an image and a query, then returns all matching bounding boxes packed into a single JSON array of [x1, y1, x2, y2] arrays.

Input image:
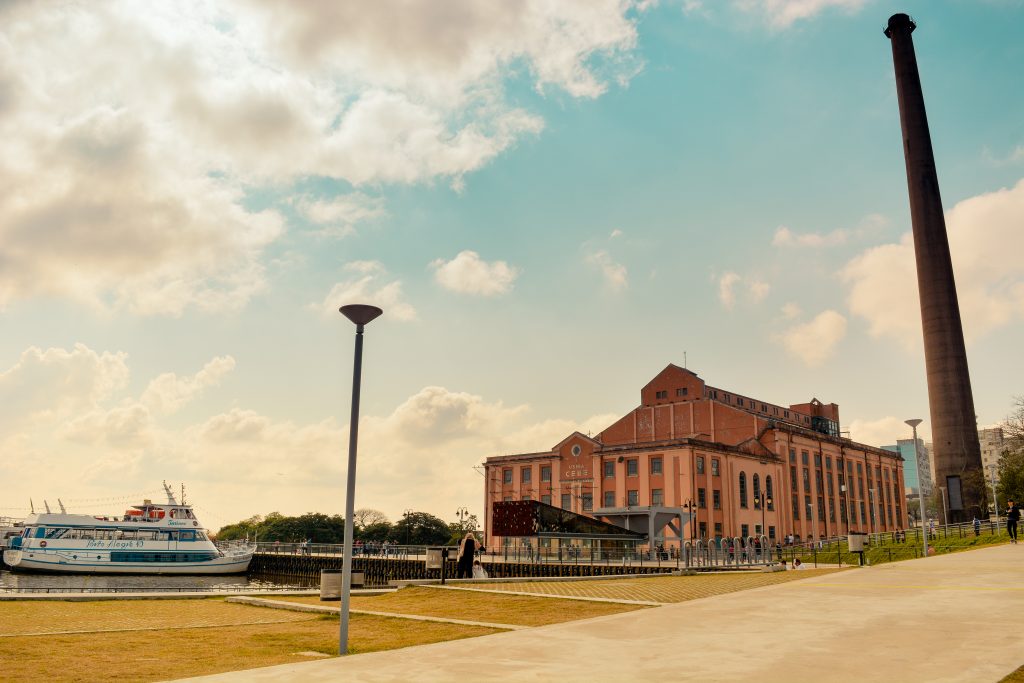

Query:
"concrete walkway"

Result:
[[178, 545, 1024, 683]]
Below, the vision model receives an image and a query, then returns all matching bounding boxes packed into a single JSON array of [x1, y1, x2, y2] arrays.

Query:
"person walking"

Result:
[[973, 517, 981, 537], [1007, 500, 1020, 545], [456, 532, 478, 578]]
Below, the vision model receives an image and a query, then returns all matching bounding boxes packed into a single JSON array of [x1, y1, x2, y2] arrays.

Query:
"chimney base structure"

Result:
[[885, 13, 983, 522]]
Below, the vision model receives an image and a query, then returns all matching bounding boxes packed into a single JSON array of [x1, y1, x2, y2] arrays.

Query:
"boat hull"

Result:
[[3, 550, 252, 575]]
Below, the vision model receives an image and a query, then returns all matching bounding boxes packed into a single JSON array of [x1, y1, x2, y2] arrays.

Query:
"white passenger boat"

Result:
[[2, 484, 254, 575]]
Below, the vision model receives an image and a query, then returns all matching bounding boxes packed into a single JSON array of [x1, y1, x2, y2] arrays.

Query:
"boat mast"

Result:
[[163, 480, 179, 505]]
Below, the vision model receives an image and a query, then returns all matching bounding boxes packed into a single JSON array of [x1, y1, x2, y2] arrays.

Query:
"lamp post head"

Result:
[[905, 418, 923, 429], [340, 304, 383, 327]]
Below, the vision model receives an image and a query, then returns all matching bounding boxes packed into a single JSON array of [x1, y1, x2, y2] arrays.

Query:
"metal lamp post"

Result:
[[338, 303, 383, 655], [988, 464, 1000, 535], [754, 493, 772, 540], [938, 485, 949, 527], [403, 509, 414, 546], [906, 419, 928, 558]]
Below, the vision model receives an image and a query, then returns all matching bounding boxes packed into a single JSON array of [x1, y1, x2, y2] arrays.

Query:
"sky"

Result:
[[1, 0, 1022, 531]]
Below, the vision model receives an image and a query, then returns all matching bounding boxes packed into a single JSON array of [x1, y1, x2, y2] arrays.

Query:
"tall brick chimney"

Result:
[[884, 13, 983, 521]]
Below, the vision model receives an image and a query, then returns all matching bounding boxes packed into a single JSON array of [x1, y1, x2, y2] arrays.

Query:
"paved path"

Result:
[[178, 545, 1024, 683]]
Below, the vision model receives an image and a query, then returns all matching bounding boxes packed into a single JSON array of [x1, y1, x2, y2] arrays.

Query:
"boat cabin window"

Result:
[[43, 528, 69, 539], [137, 530, 160, 541], [116, 530, 137, 540], [179, 531, 196, 542]]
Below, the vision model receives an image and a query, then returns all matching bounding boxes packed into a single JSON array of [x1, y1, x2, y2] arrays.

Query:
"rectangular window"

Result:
[[827, 475, 834, 496], [789, 448, 796, 463], [802, 450, 809, 465], [713, 490, 721, 510], [698, 488, 707, 509], [627, 459, 638, 477], [561, 494, 571, 510], [790, 465, 797, 489], [857, 462, 863, 476], [826, 456, 832, 470], [521, 468, 532, 483], [814, 453, 822, 468], [699, 521, 708, 538], [816, 471, 824, 495], [829, 498, 835, 522], [503, 496, 513, 502], [541, 494, 551, 505], [805, 495, 813, 520], [582, 493, 593, 511], [651, 457, 663, 475], [769, 526, 776, 539], [860, 501, 866, 524], [755, 524, 762, 535], [627, 490, 639, 506], [676, 388, 688, 397], [741, 524, 750, 538], [696, 456, 705, 474], [541, 466, 551, 482], [803, 469, 811, 493], [792, 494, 800, 519], [652, 489, 664, 505], [712, 459, 720, 476], [840, 499, 848, 523], [503, 469, 512, 484], [604, 461, 615, 478], [817, 497, 825, 521], [604, 491, 615, 507], [714, 522, 723, 539], [736, 398, 743, 407], [656, 390, 668, 399], [521, 495, 531, 501]]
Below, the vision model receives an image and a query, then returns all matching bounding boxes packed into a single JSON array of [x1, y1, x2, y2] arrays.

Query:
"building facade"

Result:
[[883, 438, 931, 496], [483, 365, 906, 549], [979, 428, 1006, 474]]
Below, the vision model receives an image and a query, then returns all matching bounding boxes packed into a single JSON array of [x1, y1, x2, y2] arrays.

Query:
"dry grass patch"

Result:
[[0, 608, 497, 682], [263, 586, 647, 626], [0, 598, 309, 636], [471, 568, 845, 604]]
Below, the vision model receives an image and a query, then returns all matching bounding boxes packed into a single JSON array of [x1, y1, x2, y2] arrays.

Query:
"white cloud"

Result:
[[718, 272, 741, 309], [141, 356, 236, 414], [610, 229, 624, 239], [773, 225, 849, 248], [842, 179, 1024, 348], [732, 0, 869, 29], [776, 309, 847, 367], [293, 193, 386, 238], [0, 1, 645, 312], [430, 250, 521, 296], [781, 302, 802, 319], [847, 416, 929, 449], [586, 249, 629, 291], [315, 263, 417, 321], [748, 280, 771, 303]]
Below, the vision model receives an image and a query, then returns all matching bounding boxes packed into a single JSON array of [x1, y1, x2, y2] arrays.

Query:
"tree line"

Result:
[[214, 508, 480, 546]]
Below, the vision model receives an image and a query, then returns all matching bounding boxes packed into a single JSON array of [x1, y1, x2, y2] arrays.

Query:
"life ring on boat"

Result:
[[39, 541, 47, 547], [193, 521, 198, 527]]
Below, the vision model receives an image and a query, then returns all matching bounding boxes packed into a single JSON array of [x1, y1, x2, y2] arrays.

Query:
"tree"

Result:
[[353, 508, 389, 528], [447, 513, 481, 545], [995, 397, 1024, 512], [393, 511, 450, 546]]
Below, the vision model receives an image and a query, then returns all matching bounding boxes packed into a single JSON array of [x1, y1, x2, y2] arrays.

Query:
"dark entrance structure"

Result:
[[491, 500, 645, 562], [884, 13, 983, 521]]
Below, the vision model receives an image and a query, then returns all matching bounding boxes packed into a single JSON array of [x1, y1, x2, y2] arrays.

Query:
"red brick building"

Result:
[[483, 365, 905, 549]]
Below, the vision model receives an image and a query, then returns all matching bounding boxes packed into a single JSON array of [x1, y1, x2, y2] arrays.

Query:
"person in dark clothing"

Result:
[[1007, 501, 1020, 544], [456, 532, 478, 578]]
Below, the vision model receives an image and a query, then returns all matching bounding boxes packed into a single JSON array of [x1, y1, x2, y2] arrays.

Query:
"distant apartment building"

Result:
[[979, 428, 1006, 473], [882, 439, 932, 496], [483, 365, 906, 550]]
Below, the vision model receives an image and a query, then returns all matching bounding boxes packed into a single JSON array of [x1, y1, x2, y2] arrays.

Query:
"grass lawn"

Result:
[[0, 599, 497, 682], [471, 567, 844, 604], [1002, 665, 1024, 682], [263, 586, 647, 626]]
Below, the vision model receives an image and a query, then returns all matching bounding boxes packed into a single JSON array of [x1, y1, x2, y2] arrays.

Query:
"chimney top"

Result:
[[884, 13, 916, 39]]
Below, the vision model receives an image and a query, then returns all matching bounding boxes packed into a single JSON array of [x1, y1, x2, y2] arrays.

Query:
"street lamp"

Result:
[[403, 509, 414, 546], [906, 419, 928, 559], [338, 303, 383, 656], [753, 492, 772, 540], [938, 485, 949, 527], [988, 464, 1000, 535]]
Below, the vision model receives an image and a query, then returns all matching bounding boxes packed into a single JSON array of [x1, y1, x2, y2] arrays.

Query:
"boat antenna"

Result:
[[30, 498, 35, 514], [44, 500, 51, 514], [163, 480, 178, 505], [58, 498, 66, 514], [181, 483, 187, 506]]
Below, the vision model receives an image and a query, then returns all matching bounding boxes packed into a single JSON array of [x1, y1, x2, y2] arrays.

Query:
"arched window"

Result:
[[739, 472, 748, 508], [753, 474, 761, 508], [766, 475, 774, 510]]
